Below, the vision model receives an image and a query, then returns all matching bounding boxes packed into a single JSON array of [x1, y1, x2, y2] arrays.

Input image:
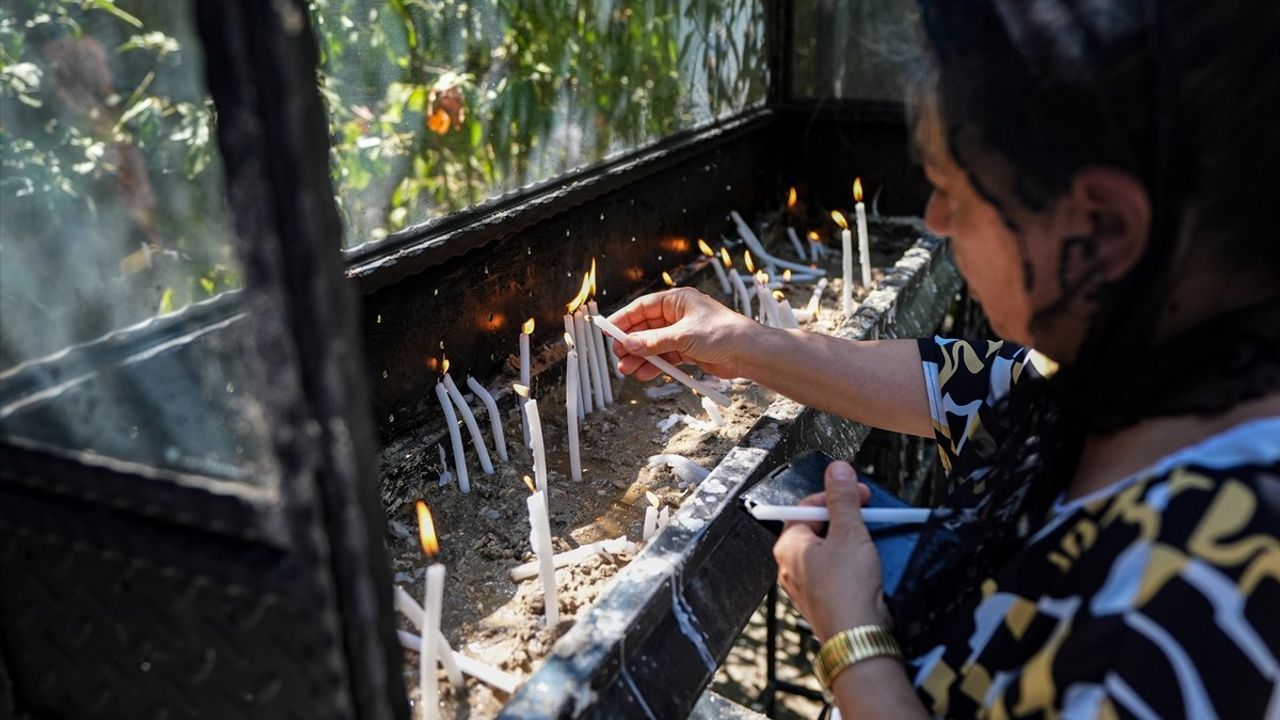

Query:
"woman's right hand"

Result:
[[607, 287, 760, 380]]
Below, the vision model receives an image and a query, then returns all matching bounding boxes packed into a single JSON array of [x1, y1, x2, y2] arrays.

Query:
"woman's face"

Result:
[[917, 113, 1036, 346]]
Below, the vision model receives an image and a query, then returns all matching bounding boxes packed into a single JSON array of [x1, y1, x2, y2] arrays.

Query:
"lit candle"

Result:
[[465, 376, 508, 462], [435, 380, 470, 494], [393, 585, 464, 690], [416, 500, 445, 720], [587, 297, 615, 404], [700, 239, 732, 296], [525, 483, 560, 628], [773, 290, 801, 329], [730, 209, 825, 276], [747, 505, 932, 524], [568, 271, 591, 412], [569, 309, 594, 417], [564, 334, 582, 482], [513, 385, 548, 498], [701, 395, 726, 428], [723, 248, 752, 316], [854, 178, 872, 289], [807, 230, 824, 262], [832, 210, 854, 316], [441, 363, 495, 476], [642, 490, 661, 540], [592, 315, 732, 406], [519, 318, 534, 446], [755, 271, 780, 326]]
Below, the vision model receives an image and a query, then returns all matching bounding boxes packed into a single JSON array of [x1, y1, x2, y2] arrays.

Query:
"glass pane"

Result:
[[0, 0, 277, 485], [310, 0, 770, 250], [791, 0, 918, 102]]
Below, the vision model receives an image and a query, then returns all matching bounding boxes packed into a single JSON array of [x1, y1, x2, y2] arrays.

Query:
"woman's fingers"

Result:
[[824, 461, 869, 542]]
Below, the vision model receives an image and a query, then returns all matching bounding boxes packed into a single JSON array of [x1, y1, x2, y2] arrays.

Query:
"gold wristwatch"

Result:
[[814, 625, 903, 691]]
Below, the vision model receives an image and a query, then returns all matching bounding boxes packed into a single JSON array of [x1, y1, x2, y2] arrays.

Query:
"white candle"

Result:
[[777, 298, 801, 329], [657, 506, 670, 530], [519, 318, 533, 447], [701, 395, 726, 428], [515, 385, 548, 498], [643, 506, 659, 540], [571, 310, 594, 415], [647, 453, 711, 485], [730, 210, 825, 276], [587, 300, 615, 402], [507, 536, 633, 581], [442, 371, 494, 476], [563, 314, 583, 420], [591, 315, 731, 407], [787, 227, 806, 258], [854, 178, 872, 289], [833, 210, 854, 316], [394, 585, 464, 690], [465, 376, 508, 462], [728, 264, 753, 318], [806, 277, 829, 319], [700, 239, 732, 296], [395, 631, 520, 696], [565, 343, 582, 482], [807, 231, 824, 262], [435, 382, 470, 494], [579, 308, 606, 411], [421, 563, 444, 720], [526, 490, 560, 628], [747, 505, 932, 524]]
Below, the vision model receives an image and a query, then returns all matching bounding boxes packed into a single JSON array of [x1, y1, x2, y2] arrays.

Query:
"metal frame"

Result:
[[0, 0, 404, 717]]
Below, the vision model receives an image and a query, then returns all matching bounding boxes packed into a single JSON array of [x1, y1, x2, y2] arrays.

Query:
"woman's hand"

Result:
[[607, 287, 760, 380], [773, 460, 890, 641]]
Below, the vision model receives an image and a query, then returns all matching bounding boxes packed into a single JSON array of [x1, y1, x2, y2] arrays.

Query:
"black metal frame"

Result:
[[0, 1, 404, 717]]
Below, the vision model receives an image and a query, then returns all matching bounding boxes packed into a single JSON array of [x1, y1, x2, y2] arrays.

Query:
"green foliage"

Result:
[[308, 0, 768, 248], [0, 0, 239, 363]]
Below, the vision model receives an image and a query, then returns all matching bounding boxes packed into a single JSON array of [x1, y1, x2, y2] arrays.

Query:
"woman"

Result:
[[609, 0, 1279, 717]]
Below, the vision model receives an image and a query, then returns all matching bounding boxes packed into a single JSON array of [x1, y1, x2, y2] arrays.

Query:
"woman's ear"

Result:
[[1071, 167, 1152, 281]]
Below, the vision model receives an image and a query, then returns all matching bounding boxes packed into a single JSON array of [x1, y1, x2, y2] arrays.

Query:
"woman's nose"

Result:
[[924, 190, 952, 236]]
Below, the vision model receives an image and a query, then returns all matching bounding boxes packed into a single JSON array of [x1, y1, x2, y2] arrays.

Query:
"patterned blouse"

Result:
[[909, 337, 1280, 719]]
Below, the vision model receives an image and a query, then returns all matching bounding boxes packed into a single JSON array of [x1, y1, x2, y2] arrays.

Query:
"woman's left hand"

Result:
[[773, 460, 891, 641]]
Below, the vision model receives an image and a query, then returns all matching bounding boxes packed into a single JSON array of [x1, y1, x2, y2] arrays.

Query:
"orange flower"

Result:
[[427, 108, 451, 134]]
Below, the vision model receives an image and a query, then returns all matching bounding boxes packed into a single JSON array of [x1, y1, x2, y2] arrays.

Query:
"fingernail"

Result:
[[831, 462, 855, 482], [624, 337, 643, 352]]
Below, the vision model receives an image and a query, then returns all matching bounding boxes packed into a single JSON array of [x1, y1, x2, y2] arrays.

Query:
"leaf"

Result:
[[90, 0, 144, 28], [158, 287, 175, 314]]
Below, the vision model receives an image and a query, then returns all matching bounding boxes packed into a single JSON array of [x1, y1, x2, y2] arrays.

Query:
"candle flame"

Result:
[[416, 499, 440, 558], [567, 273, 591, 312], [807, 230, 820, 242], [442, 357, 451, 374], [831, 210, 848, 230], [853, 177, 864, 203], [564, 332, 574, 348], [786, 187, 797, 209], [523, 475, 536, 494], [513, 383, 530, 398], [744, 250, 756, 274], [645, 490, 660, 508], [697, 239, 714, 257], [719, 248, 733, 269], [589, 258, 598, 297], [773, 290, 786, 301], [756, 271, 770, 285], [661, 271, 676, 287], [522, 318, 535, 335], [783, 269, 792, 283]]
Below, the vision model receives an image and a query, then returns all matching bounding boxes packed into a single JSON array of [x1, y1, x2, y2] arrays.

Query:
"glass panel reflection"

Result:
[[791, 0, 918, 102], [0, 0, 277, 485], [309, 0, 769, 249]]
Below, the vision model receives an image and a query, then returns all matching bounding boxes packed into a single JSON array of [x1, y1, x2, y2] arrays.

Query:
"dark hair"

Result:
[[916, 0, 1280, 272]]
